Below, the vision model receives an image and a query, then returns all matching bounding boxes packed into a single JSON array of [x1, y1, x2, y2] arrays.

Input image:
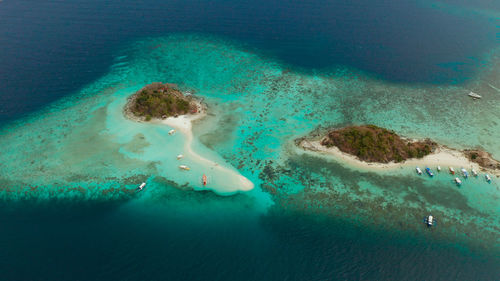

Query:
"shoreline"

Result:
[[125, 97, 254, 193], [298, 139, 500, 176]]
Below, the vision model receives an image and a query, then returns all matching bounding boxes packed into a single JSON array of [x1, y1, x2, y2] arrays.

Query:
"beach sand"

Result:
[[298, 139, 499, 176], [160, 101, 254, 193]]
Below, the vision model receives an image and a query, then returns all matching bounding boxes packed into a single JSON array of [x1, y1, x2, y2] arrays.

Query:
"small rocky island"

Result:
[[319, 125, 437, 163], [125, 82, 199, 121]]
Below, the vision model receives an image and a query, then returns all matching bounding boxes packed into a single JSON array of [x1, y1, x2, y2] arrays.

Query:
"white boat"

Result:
[[437, 166, 441, 172], [177, 154, 184, 160], [485, 174, 491, 182], [454, 177, 462, 185], [468, 91, 482, 99], [168, 129, 176, 135], [461, 168, 468, 178], [424, 215, 435, 227], [471, 169, 478, 177], [179, 165, 190, 171], [137, 182, 146, 191], [449, 167, 455, 174], [416, 167, 423, 175]]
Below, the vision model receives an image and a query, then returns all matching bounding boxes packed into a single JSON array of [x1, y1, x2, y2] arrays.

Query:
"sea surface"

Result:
[[1, 0, 499, 280]]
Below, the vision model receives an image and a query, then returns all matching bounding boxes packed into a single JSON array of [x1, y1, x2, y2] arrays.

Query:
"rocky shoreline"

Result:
[[124, 83, 205, 123], [124, 82, 202, 122]]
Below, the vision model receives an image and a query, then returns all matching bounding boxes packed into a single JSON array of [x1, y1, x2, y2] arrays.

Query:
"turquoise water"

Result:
[[1, 0, 500, 278], [0, 34, 499, 253]]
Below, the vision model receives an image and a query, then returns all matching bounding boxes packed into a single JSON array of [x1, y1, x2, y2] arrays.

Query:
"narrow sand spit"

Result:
[[298, 139, 499, 176], [160, 103, 254, 193]]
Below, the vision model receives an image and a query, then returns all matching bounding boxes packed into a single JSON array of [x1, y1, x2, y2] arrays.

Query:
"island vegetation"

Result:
[[125, 82, 198, 121], [319, 125, 437, 163], [464, 149, 500, 170]]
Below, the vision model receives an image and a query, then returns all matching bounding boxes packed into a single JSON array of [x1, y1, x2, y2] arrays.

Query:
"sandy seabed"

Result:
[[158, 101, 254, 194]]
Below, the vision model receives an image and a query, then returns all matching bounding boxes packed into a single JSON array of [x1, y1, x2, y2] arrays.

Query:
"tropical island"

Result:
[[122, 82, 254, 194], [319, 125, 437, 163], [298, 124, 500, 175], [124, 82, 200, 121]]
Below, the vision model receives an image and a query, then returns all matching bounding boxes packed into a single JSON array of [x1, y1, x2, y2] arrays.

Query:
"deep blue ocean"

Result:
[[1, 0, 499, 280]]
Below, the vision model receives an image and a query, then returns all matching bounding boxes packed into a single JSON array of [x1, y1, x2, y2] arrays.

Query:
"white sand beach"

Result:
[[160, 101, 254, 193], [298, 139, 499, 176]]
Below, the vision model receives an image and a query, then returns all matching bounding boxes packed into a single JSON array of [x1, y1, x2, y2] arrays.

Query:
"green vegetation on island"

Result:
[[126, 82, 198, 121], [320, 125, 437, 163]]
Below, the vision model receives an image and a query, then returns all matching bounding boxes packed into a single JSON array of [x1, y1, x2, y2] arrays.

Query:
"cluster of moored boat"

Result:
[[415, 165, 492, 185], [170, 129, 207, 186], [176, 155, 208, 186], [135, 127, 209, 191], [168, 131, 192, 172]]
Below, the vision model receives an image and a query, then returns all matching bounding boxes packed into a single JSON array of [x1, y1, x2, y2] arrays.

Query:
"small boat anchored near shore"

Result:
[[179, 165, 190, 171], [425, 167, 434, 177], [468, 91, 482, 99], [449, 167, 455, 175], [437, 166, 441, 172], [485, 174, 491, 183], [202, 174, 207, 186], [471, 168, 478, 177], [454, 177, 462, 185], [416, 167, 423, 175], [168, 129, 176, 135], [461, 168, 468, 178], [176, 154, 184, 160]]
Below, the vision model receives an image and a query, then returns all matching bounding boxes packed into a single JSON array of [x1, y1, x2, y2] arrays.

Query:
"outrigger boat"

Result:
[[168, 129, 176, 135], [137, 182, 146, 191], [468, 91, 482, 99], [454, 177, 462, 185], [485, 174, 491, 183], [461, 168, 468, 178], [437, 166, 441, 172], [176, 154, 184, 160], [179, 165, 190, 171], [449, 167, 455, 175], [471, 168, 478, 177], [425, 167, 434, 177], [416, 167, 423, 175], [424, 215, 436, 227], [202, 174, 207, 186]]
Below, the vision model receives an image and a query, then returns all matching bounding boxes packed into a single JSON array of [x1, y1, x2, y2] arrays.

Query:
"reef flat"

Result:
[[0, 34, 499, 250]]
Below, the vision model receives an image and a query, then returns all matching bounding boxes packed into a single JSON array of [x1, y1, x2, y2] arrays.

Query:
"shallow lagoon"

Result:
[[0, 35, 498, 253], [1, 0, 500, 278]]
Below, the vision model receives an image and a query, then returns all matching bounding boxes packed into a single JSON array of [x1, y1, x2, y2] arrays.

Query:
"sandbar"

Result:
[[160, 100, 254, 193]]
